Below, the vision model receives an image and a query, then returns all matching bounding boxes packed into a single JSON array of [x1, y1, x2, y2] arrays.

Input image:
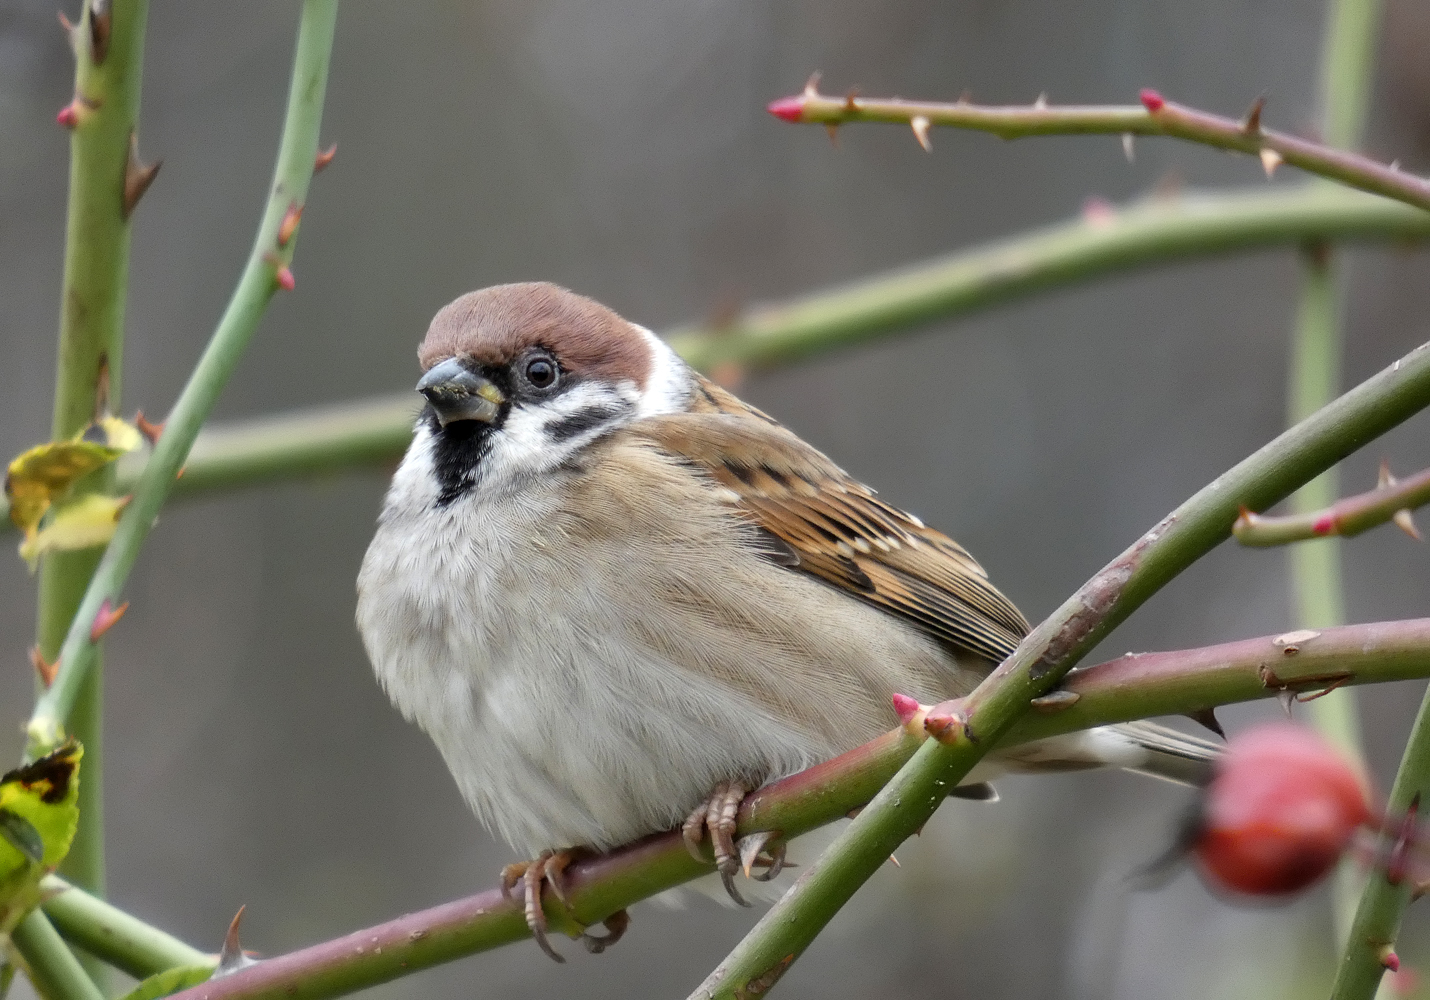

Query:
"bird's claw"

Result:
[[500, 850, 630, 961], [682, 781, 788, 905], [579, 909, 630, 954]]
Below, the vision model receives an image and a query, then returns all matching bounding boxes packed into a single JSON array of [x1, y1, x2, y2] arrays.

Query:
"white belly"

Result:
[[356, 426, 963, 856]]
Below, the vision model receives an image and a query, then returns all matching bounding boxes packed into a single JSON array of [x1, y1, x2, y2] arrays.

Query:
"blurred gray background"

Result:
[[3, 1, 1430, 997]]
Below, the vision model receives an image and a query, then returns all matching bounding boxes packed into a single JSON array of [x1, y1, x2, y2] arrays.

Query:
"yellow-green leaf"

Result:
[[4, 418, 142, 537], [0, 742, 82, 936], [17, 494, 130, 571], [115, 964, 215, 1000]]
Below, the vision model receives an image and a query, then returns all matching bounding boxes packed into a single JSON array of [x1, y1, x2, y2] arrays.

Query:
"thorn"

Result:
[[766, 96, 806, 124], [1029, 689, 1080, 713], [58, 11, 81, 57], [1381, 946, 1402, 973], [277, 201, 303, 247], [1277, 689, 1295, 717], [958, 89, 972, 105], [1033, 92, 1048, 109], [89, 599, 128, 642], [825, 123, 839, 147], [313, 143, 337, 173], [134, 410, 164, 445], [910, 115, 931, 152], [738, 830, 777, 879], [1140, 88, 1166, 113], [1187, 707, 1226, 739], [214, 905, 258, 978], [1390, 159, 1401, 172], [87, 0, 111, 64], [1380, 459, 1397, 490], [29, 647, 58, 689], [1312, 514, 1336, 536], [121, 132, 161, 220], [1241, 95, 1265, 134], [802, 72, 821, 98], [842, 88, 859, 114], [892, 692, 922, 725], [887, 854, 900, 868], [1122, 133, 1135, 163], [1394, 509, 1421, 541], [1259, 148, 1283, 178]]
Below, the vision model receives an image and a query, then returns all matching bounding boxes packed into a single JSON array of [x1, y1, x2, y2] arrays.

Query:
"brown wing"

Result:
[[631, 380, 1030, 663]]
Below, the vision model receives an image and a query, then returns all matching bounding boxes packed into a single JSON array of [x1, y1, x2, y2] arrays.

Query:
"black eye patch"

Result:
[[543, 404, 625, 443]]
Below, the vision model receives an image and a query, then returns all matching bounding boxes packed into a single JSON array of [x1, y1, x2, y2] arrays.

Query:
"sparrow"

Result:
[[355, 282, 1217, 960]]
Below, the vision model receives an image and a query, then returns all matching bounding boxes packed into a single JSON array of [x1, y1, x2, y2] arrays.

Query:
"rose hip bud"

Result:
[[1194, 722, 1371, 897]]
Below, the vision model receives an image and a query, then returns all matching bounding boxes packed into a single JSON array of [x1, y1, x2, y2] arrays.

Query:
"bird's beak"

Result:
[[417, 358, 506, 427]]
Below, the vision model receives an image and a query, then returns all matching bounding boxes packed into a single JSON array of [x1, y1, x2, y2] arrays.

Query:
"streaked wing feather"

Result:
[[631, 385, 1030, 664]]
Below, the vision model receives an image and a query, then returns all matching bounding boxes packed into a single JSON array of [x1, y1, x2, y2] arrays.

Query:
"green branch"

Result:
[[1234, 462, 1426, 545], [39, 0, 154, 920], [768, 84, 1430, 213], [11, 912, 103, 1000], [76, 617, 1419, 1000], [1330, 683, 1430, 999], [2, 184, 1424, 532], [693, 333, 1430, 999], [24, 0, 339, 756], [40, 877, 211, 981]]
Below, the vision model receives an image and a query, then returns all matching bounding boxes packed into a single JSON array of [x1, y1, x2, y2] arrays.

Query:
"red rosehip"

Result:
[[1194, 722, 1371, 897]]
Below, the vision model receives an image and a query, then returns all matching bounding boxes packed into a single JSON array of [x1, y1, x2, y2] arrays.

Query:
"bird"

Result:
[[355, 282, 1218, 960]]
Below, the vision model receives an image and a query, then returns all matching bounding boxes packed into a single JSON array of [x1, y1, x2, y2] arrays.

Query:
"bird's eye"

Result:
[[524, 355, 558, 390]]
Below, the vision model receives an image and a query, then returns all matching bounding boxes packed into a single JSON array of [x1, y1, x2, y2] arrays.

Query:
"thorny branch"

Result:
[[1235, 460, 1427, 546], [768, 79, 1430, 213]]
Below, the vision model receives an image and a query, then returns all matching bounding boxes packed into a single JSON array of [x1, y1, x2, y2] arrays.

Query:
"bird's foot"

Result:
[[500, 849, 631, 961], [681, 780, 788, 906]]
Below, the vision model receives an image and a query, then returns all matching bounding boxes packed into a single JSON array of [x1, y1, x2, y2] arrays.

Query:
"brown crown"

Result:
[[418, 282, 652, 388]]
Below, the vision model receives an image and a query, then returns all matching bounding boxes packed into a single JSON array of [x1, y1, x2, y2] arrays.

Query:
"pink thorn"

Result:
[[767, 96, 806, 123], [275, 265, 295, 291], [313, 143, 337, 173], [1312, 515, 1335, 536], [892, 692, 921, 725], [90, 599, 129, 642], [1140, 89, 1166, 113], [56, 101, 80, 129], [1383, 950, 1402, 973]]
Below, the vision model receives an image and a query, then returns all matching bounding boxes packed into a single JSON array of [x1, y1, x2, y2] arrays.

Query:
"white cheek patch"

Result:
[[483, 380, 637, 483], [632, 324, 693, 418]]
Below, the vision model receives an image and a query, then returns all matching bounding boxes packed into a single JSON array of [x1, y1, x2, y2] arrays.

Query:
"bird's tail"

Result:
[[988, 720, 1221, 786]]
